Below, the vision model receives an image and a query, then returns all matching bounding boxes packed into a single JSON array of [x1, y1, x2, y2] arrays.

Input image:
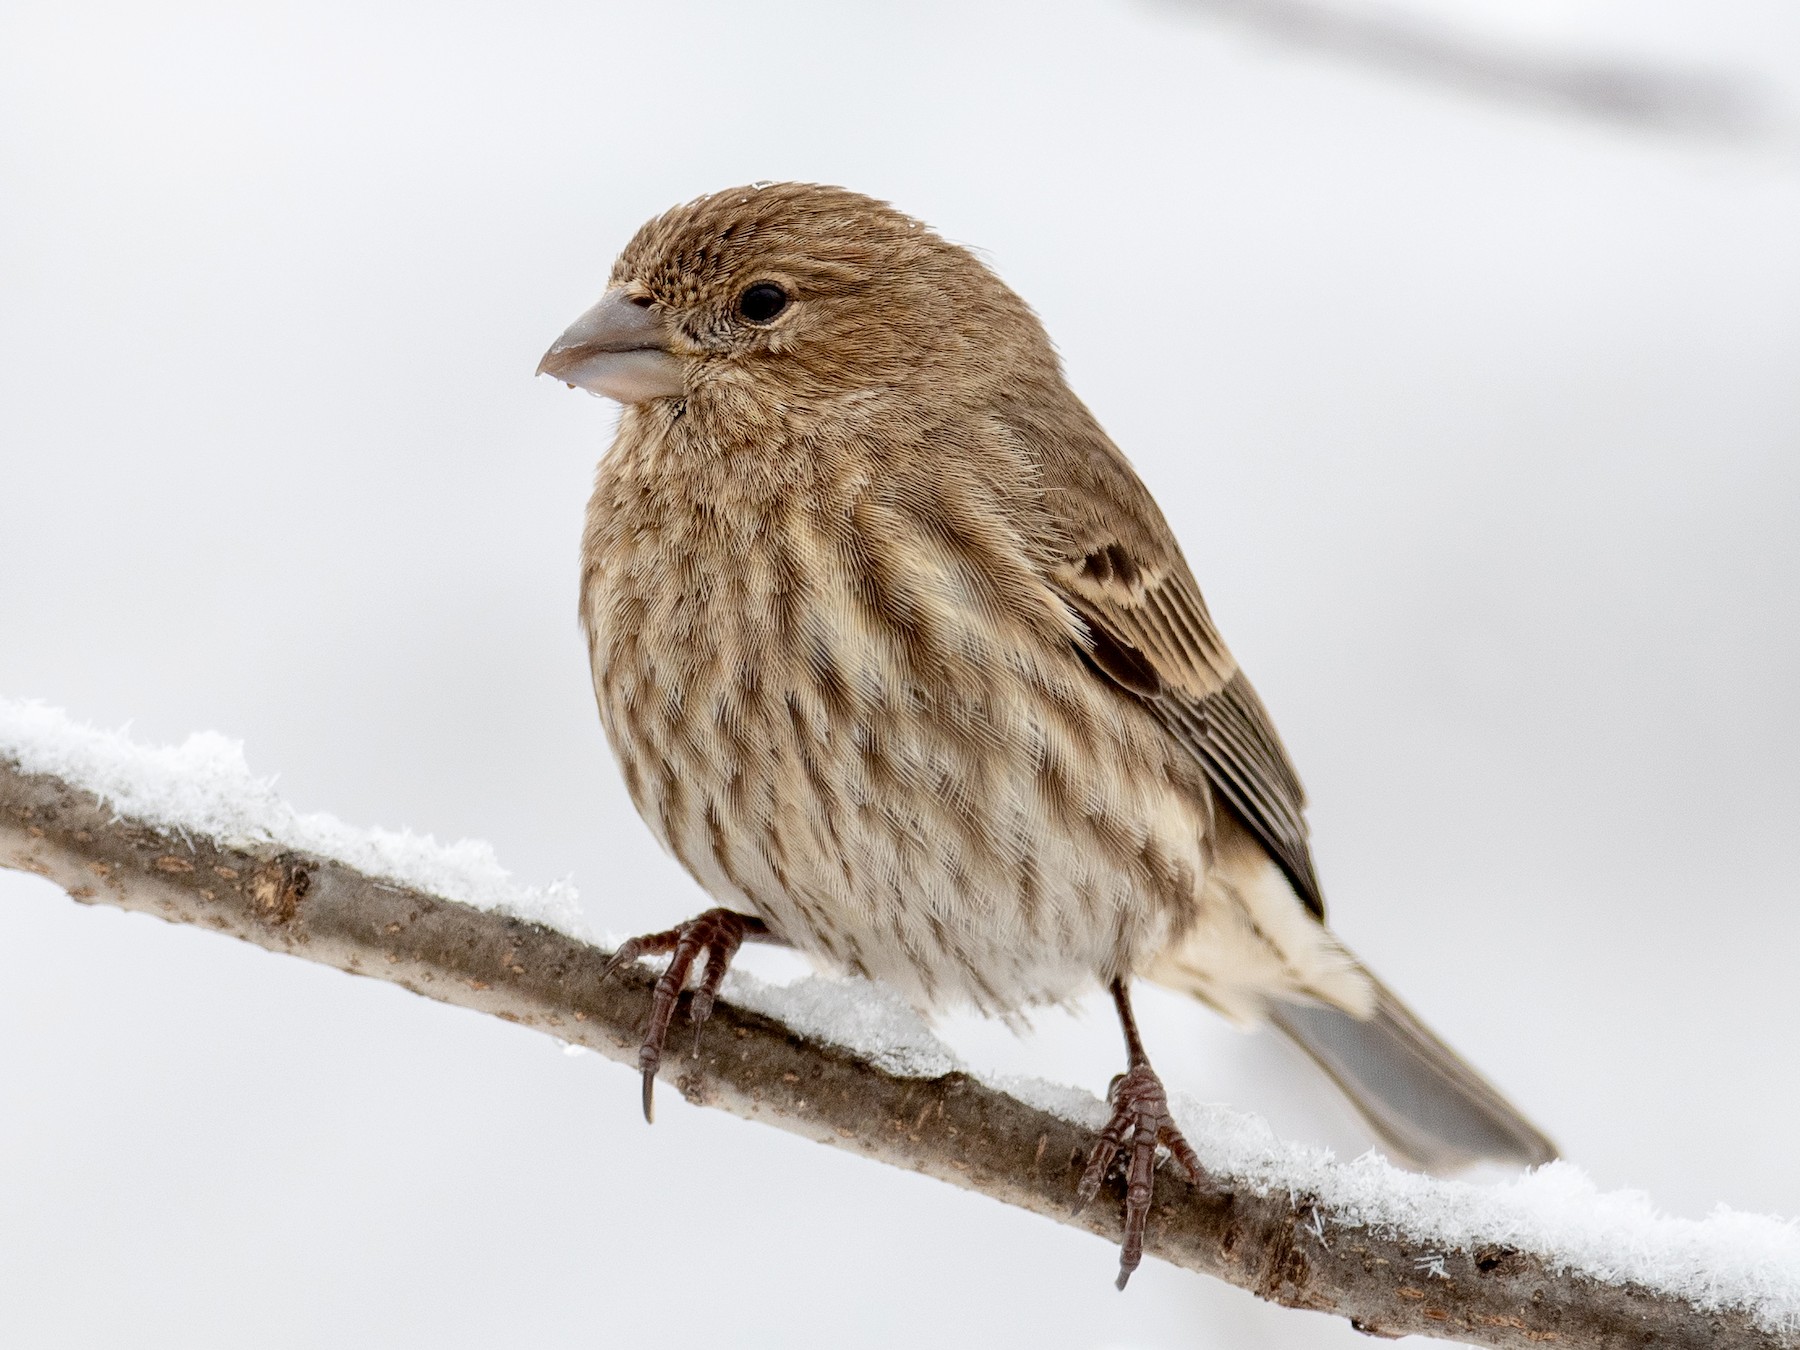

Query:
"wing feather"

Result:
[[1044, 517, 1324, 915], [1001, 397, 1325, 915]]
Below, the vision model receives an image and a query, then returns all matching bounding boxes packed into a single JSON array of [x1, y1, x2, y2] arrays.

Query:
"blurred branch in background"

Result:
[[1152, 0, 1771, 136], [3, 749, 1794, 1348]]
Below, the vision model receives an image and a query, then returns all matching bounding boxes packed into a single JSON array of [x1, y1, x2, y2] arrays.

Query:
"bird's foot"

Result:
[[600, 908, 773, 1123], [1073, 1062, 1204, 1289]]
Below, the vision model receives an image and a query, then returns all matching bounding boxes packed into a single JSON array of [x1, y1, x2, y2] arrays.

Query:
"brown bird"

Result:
[[539, 182, 1555, 1287]]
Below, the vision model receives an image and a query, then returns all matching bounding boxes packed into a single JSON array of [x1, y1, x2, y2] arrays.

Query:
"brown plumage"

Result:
[[540, 183, 1555, 1287]]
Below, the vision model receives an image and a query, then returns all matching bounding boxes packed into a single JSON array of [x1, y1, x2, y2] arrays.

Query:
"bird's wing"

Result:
[[1028, 425, 1326, 917]]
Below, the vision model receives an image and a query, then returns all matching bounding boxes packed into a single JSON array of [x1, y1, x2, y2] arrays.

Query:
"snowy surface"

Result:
[[5, 694, 1798, 1334], [0, 697, 589, 939], [724, 971, 961, 1078], [1164, 1100, 1800, 1333], [0, 697, 962, 1076], [995, 1070, 1800, 1333]]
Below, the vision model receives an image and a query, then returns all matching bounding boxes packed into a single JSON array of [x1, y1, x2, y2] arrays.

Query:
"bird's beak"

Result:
[[537, 290, 685, 403]]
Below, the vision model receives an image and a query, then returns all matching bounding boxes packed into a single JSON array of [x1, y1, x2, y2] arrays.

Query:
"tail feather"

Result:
[[1270, 971, 1557, 1173]]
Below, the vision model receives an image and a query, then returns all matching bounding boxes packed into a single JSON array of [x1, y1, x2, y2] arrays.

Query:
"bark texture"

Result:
[[0, 756, 1786, 1349]]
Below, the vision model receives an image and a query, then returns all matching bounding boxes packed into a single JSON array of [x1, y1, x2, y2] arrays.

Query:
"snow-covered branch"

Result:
[[2, 700, 1796, 1347]]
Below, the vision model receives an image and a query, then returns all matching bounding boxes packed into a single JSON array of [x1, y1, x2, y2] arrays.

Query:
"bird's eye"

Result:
[[737, 283, 789, 324]]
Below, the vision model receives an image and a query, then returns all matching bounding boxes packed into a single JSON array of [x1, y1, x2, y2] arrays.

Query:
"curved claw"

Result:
[[1075, 1062, 1204, 1290], [600, 909, 774, 1123]]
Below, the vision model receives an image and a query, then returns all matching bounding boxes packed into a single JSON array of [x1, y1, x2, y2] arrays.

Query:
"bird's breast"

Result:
[[579, 436, 1206, 1013]]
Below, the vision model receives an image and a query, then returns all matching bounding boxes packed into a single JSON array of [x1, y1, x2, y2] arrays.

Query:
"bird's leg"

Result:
[[1074, 978, 1204, 1290], [599, 908, 782, 1123]]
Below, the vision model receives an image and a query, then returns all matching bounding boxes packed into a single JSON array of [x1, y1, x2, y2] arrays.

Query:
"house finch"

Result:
[[539, 183, 1555, 1287]]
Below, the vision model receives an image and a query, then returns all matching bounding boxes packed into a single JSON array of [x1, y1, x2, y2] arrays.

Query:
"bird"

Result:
[[537, 182, 1556, 1288]]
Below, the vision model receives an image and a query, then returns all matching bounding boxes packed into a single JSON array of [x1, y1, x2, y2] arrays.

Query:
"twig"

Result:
[[1158, 0, 1768, 137], [0, 754, 1786, 1348]]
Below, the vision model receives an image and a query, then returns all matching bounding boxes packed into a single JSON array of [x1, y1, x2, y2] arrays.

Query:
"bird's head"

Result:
[[537, 183, 1056, 421]]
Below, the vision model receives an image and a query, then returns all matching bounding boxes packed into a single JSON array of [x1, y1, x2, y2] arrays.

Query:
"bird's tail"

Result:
[[1268, 968, 1557, 1173]]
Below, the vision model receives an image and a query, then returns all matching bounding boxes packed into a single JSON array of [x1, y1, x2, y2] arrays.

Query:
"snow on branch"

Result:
[[2, 697, 1797, 1348]]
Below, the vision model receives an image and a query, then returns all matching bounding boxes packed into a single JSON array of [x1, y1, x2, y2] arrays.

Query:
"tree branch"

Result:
[[0, 753, 1788, 1348], [1157, 0, 1769, 138]]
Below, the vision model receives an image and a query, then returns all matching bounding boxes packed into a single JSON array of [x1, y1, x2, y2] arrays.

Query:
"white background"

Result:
[[3, 1, 1798, 1345]]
